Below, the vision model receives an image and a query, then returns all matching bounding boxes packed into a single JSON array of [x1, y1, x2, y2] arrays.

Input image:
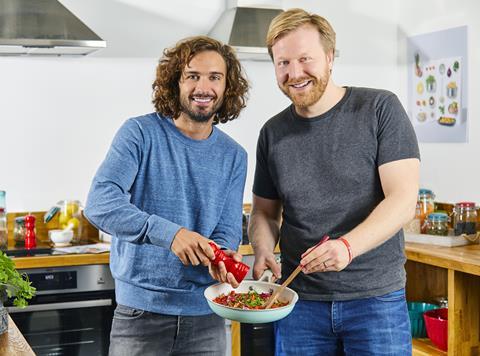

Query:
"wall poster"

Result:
[[407, 26, 468, 143]]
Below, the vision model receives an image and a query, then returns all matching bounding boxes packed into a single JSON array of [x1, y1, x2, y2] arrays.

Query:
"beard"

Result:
[[179, 92, 223, 123], [279, 69, 329, 108]]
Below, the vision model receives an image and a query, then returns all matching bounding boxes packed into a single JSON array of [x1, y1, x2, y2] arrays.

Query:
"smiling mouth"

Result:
[[289, 80, 311, 89], [191, 96, 214, 104]]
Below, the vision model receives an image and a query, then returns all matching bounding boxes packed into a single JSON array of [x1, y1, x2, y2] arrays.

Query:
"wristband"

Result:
[[338, 237, 353, 264]]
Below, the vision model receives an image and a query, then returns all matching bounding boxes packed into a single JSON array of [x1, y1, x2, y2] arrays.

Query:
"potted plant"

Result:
[[0, 251, 36, 334]]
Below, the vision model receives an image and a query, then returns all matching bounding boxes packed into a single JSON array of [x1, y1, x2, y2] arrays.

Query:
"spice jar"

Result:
[[417, 189, 435, 233], [425, 213, 449, 236], [58, 200, 83, 244], [453, 202, 477, 235], [13, 216, 26, 245]]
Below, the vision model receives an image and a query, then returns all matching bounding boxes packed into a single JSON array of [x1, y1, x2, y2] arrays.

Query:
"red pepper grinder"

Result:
[[208, 242, 249, 283], [24, 215, 37, 249]]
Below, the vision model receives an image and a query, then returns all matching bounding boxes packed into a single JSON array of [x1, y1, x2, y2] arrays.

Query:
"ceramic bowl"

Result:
[[49, 229, 74, 246]]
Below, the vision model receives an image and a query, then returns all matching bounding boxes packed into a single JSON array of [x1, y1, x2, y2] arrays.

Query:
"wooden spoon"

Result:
[[264, 235, 330, 309]]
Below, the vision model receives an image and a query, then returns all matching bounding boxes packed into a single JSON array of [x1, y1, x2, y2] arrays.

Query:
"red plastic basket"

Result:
[[424, 308, 448, 351]]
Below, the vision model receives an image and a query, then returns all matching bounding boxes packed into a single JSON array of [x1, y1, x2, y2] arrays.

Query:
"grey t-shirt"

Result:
[[253, 87, 420, 301]]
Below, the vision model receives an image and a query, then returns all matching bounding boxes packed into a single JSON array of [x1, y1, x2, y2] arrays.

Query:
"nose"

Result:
[[287, 61, 303, 80], [195, 76, 211, 93]]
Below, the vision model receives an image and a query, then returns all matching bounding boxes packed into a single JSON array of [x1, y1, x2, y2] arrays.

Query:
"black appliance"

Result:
[[241, 322, 275, 356], [6, 264, 115, 356]]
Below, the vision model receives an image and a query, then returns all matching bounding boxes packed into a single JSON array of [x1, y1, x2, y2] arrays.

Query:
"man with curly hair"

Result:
[[249, 8, 419, 355], [85, 36, 249, 356]]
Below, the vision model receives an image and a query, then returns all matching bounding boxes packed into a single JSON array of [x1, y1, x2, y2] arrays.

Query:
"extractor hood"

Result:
[[208, 1, 283, 61], [0, 0, 106, 56]]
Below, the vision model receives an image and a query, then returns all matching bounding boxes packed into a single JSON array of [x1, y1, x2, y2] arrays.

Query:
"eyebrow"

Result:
[[184, 70, 225, 76]]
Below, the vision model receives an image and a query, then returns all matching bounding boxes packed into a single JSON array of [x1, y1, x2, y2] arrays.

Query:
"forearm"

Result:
[[248, 209, 280, 254], [343, 191, 417, 258]]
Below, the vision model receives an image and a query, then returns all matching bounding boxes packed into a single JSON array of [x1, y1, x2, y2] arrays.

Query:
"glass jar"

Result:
[[58, 200, 83, 244], [425, 213, 449, 236], [453, 202, 477, 235], [13, 216, 26, 245], [417, 189, 435, 233]]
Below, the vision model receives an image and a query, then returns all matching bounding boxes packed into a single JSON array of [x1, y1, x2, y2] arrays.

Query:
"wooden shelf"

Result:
[[412, 338, 446, 356]]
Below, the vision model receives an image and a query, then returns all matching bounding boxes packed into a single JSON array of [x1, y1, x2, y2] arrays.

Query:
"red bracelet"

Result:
[[338, 237, 353, 264]]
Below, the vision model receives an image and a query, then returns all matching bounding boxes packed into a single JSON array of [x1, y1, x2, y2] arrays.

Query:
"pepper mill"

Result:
[[209, 242, 249, 283], [24, 215, 37, 249]]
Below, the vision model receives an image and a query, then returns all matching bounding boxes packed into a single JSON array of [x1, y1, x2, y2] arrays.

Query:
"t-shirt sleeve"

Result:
[[376, 93, 420, 166], [252, 127, 280, 199]]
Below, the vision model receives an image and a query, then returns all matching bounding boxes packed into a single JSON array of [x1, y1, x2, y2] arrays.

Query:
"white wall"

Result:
[[1, 0, 478, 212], [396, 0, 480, 203]]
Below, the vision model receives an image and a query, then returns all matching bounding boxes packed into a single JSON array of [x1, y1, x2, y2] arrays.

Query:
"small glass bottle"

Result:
[[418, 189, 435, 233], [0, 191, 8, 251], [425, 213, 449, 236], [453, 202, 477, 235], [13, 216, 26, 246]]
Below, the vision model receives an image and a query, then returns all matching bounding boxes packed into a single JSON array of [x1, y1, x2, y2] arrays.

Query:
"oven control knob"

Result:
[[97, 277, 105, 284]]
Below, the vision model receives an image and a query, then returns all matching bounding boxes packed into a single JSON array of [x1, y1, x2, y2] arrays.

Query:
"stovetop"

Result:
[[5, 246, 55, 257]]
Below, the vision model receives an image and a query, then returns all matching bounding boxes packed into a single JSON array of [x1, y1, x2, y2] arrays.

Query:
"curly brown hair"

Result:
[[152, 36, 249, 125]]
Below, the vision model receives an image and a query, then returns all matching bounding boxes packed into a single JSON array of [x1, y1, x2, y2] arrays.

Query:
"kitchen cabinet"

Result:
[[405, 242, 480, 355]]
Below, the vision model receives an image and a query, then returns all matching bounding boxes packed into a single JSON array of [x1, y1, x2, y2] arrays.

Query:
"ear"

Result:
[[326, 50, 334, 71]]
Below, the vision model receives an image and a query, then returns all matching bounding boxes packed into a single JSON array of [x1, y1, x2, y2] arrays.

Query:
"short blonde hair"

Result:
[[266, 8, 336, 59]]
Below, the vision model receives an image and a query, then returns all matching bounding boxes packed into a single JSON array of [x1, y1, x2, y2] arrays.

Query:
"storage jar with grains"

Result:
[[453, 202, 477, 235], [425, 213, 449, 236]]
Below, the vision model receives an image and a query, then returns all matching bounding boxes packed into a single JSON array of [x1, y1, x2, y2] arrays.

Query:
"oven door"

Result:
[[7, 290, 115, 356]]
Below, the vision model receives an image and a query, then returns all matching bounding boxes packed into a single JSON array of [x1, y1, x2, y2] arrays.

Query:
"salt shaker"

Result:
[[209, 242, 249, 283]]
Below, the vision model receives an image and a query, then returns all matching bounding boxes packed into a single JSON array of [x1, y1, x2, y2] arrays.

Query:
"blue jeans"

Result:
[[274, 289, 412, 356], [109, 304, 226, 356]]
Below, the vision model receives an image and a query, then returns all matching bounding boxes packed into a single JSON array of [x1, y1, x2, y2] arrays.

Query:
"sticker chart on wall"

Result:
[[407, 26, 468, 143]]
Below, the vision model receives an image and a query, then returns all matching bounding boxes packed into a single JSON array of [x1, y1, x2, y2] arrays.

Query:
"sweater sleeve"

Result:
[[84, 119, 181, 249], [210, 150, 247, 252]]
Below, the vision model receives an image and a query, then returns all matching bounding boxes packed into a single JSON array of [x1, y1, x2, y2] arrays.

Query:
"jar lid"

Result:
[[15, 216, 25, 224], [455, 201, 476, 208], [418, 188, 435, 198], [428, 212, 448, 222]]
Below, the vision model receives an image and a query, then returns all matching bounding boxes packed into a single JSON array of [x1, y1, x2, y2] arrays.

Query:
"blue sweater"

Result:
[[85, 113, 247, 316]]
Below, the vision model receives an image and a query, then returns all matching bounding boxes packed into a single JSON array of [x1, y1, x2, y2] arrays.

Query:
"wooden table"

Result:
[[0, 315, 35, 356]]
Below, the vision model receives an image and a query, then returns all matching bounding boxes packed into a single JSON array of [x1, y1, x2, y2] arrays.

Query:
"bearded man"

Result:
[[85, 36, 249, 356], [249, 8, 420, 355]]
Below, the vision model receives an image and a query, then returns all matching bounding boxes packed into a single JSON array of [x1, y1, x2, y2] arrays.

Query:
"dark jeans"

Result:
[[109, 304, 226, 356], [274, 288, 412, 356]]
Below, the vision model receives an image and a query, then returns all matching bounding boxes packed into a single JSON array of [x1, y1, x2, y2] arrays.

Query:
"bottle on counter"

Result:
[[453, 202, 477, 236], [13, 216, 26, 246], [417, 189, 435, 233], [0, 191, 8, 251]]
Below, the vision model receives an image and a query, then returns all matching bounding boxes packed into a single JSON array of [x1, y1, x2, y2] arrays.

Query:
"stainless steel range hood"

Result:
[[0, 0, 106, 56], [208, 1, 282, 61]]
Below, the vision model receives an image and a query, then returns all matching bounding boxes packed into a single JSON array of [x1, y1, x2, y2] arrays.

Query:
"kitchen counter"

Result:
[[12, 252, 110, 269], [0, 315, 35, 356]]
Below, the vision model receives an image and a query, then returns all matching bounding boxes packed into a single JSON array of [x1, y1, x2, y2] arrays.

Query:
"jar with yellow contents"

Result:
[[58, 200, 83, 244], [417, 189, 435, 233]]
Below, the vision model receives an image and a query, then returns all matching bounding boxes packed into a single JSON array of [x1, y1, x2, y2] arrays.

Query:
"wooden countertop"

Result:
[[12, 252, 110, 269], [0, 316, 35, 356], [405, 242, 480, 276]]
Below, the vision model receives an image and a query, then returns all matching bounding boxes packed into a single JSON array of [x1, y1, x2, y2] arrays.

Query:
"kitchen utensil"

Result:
[[264, 235, 329, 309], [48, 229, 74, 247], [204, 280, 298, 324]]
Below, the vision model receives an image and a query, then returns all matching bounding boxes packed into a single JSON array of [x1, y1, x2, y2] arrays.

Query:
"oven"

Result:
[[6, 264, 115, 356]]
